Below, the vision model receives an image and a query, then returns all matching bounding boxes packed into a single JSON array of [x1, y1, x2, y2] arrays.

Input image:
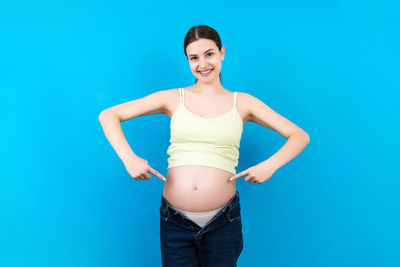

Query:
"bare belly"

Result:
[[163, 166, 237, 212]]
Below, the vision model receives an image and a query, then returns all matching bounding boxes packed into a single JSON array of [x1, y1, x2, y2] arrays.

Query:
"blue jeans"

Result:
[[159, 190, 243, 267]]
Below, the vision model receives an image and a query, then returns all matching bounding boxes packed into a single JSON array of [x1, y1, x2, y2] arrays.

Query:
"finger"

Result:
[[148, 167, 166, 181], [245, 176, 253, 182], [229, 170, 249, 181]]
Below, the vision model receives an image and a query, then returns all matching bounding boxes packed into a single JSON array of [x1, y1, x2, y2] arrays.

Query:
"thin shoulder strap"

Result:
[[178, 88, 183, 104], [233, 92, 238, 107], [181, 87, 185, 104]]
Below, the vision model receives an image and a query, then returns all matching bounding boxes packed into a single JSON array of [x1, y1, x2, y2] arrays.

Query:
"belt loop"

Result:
[[229, 190, 239, 210], [162, 195, 172, 213], [223, 191, 237, 214], [164, 197, 180, 215]]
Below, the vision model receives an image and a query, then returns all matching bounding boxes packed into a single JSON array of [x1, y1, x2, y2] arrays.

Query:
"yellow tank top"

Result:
[[166, 88, 244, 175]]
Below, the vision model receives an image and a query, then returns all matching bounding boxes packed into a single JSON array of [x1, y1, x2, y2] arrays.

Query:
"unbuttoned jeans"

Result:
[[160, 190, 243, 267]]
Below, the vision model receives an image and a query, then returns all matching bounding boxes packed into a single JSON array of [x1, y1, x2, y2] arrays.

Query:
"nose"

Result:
[[198, 58, 208, 69]]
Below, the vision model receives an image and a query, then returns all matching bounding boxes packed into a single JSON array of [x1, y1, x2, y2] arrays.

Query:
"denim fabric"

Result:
[[160, 190, 243, 267]]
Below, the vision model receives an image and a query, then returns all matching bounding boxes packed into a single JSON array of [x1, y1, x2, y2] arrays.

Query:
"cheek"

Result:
[[212, 61, 221, 70], [211, 58, 221, 66]]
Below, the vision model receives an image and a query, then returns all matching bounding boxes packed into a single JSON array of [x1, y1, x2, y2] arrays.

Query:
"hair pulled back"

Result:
[[183, 25, 223, 83]]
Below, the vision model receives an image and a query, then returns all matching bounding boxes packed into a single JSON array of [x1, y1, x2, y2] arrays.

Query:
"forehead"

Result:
[[186, 38, 217, 54]]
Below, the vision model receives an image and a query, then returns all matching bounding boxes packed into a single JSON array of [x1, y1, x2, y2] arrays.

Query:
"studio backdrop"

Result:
[[1, 0, 399, 266]]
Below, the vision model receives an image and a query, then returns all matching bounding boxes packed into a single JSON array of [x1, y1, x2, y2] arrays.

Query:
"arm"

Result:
[[97, 90, 171, 182], [261, 131, 310, 170], [243, 92, 310, 169], [98, 89, 170, 163], [98, 111, 139, 164], [229, 93, 310, 183]]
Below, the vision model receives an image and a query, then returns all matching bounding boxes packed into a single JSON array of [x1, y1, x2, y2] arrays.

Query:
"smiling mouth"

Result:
[[198, 69, 213, 74]]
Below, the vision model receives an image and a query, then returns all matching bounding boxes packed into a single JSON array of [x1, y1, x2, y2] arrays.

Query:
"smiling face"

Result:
[[185, 38, 225, 84]]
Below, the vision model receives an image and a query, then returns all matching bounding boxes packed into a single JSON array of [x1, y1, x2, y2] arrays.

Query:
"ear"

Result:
[[220, 46, 225, 61]]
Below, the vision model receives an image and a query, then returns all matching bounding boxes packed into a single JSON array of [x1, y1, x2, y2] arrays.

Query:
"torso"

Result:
[[162, 86, 249, 212]]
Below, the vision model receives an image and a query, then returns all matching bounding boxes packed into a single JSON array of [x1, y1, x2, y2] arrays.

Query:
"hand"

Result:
[[123, 156, 166, 182], [228, 161, 279, 184]]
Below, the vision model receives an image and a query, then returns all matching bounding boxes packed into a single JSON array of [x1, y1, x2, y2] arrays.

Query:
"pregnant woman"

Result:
[[98, 25, 310, 267]]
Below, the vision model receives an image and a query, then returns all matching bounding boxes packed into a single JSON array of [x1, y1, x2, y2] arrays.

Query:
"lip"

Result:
[[198, 69, 213, 76]]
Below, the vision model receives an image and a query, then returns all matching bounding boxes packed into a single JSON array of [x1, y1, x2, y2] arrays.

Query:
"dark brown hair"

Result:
[[184, 25, 223, 83]]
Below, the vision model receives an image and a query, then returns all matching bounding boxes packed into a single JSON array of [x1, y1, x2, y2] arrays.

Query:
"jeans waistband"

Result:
[[161, 190, 240, 215]]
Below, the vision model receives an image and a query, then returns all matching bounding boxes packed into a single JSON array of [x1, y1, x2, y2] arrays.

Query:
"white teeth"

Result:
[[199, 69, 212, 73]]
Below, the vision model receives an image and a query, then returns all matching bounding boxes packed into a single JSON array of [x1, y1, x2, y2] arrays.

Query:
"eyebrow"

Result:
[[188, 49, 215, 57]]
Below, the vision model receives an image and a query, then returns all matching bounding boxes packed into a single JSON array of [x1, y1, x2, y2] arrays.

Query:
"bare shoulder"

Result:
[[237, 92, 309, 139], [234, 92, 247, 124], [164, 88, 181, 118], [236, 92, 257, 124]]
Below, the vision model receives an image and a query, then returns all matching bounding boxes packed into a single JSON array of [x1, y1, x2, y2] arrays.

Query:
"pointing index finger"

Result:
[[149, 167, 166, 181], [229, 170, 247, 181]]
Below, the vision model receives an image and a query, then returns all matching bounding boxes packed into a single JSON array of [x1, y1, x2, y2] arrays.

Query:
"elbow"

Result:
[[294, 130, 310, 144], [303, 132, 310, 144], [98, 109, 120, 122], [98, 110, 106, 121], [98, 109, 112, 121]]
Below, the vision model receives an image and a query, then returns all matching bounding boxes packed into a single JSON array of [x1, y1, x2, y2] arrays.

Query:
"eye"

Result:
[[189, 52, 213, 61]]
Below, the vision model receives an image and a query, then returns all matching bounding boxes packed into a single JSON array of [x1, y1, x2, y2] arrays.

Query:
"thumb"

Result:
[[229, 170, 248, 182], [148, 166, 166, 181]]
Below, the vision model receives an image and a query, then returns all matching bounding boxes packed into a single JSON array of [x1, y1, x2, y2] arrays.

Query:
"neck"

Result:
[[192, 79, 225, 95]]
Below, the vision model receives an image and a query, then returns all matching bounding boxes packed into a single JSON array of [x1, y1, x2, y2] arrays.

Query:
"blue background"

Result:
[[1, 0, 399, 266]]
